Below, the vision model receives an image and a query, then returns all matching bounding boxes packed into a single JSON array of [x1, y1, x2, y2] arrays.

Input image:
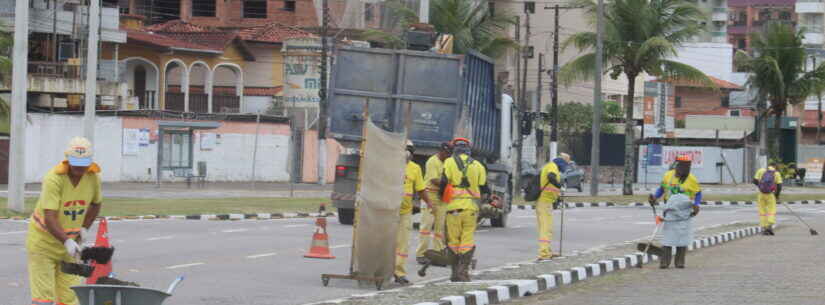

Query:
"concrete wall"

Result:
[[638, 145, 747, 184], [23, 113, 291, 183]]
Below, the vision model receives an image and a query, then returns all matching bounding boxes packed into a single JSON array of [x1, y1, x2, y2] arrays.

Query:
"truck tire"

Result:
[[337, 208, 354, 225], [491, 212, 508, 228]]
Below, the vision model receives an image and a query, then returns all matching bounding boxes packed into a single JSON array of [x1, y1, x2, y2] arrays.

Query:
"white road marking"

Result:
[[146, 236, 174, 241], [165, 262, 205, 269], [634, 221, 655, 225], [476, 229, 490, 233], [0, 231, 26, 236], [247, 252, 278, 259], [284, 224, 309, 228], [330, 244, 351, 249], [516, 215, 534, 218], [511, 225, 525, 229], [221, 228, 249, 233]]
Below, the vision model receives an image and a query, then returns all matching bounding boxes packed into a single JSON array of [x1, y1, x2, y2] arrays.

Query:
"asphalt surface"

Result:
[[514, 214, 825, 305], [4, 203, 823, 305]]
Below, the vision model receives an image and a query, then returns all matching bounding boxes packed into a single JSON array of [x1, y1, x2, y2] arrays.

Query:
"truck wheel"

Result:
[[337, 208, 354, 225], [491, 212, 508, 228]]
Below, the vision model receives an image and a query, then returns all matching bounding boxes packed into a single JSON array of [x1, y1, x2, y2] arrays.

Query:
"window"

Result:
[[245, 0, 267, 18], [780, 11, 791, 21], [675, 96, 682, 108], [365, 3, 374, 22], [192, 0, 216, 17], [284, 0, 296, 12], [162, 131, 192, 169], [730, 110, 741, 116], [721, 95, 730, 108]]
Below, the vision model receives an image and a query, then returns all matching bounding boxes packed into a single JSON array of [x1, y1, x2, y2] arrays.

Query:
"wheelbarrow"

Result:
[[71, 276, 184, 305]]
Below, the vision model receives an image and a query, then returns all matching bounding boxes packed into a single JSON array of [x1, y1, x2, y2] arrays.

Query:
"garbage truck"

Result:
[[328, 46, 515, 227]]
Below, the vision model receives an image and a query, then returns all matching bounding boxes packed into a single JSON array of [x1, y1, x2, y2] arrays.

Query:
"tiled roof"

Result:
[[145, 20, 213, 33], [126, 30, 220, 52], [237, 23, 315, 44], [656, 76, 743, 90], [162, 31, 240, 50]]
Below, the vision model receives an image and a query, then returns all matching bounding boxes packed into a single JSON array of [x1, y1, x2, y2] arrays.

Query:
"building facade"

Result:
[[728, 0, 797, 53]]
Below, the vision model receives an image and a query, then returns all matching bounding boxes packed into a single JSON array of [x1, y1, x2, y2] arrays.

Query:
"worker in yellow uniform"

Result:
[[442, 138, 488, 282], [415, 142, 452, 264], [536, 160, 563, 261], [649, 155, 702, 269], [27, 137, 103, 305], [753, 162, 783, 235], [395, 140, 430, 285]]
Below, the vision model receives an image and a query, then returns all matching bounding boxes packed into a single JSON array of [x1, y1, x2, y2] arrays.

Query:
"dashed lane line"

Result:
[[246, 252, 278, 259], [0, 231, 26, 236], [165, 262, 205, 269], [221, 228, 249, 233], [146, 236, 174, 241], [330, 244, 351, 249], [284, 224, 309, 228]]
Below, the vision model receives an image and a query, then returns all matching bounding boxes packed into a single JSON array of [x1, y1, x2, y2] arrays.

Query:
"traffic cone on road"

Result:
[[304, 204, 335, 259], [86, 218, 113, 284]]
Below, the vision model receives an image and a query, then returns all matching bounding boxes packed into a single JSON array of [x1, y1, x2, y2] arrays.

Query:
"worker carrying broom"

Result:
[[535, 159, 563, 261], [441, 138, 489, 282], [395, 140, 430, 285], [753, 162, 783, 235], [649, 155, 702, 269], [26, 137, 103, 305], [415, 142, 452, 264]]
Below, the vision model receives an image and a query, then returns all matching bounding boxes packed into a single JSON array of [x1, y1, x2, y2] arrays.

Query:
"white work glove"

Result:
[[79, 227, 94, 245], [64, 239, 81, 258]]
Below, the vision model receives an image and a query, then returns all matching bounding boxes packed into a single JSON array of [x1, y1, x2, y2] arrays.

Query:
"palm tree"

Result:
[[559, 0, 714, 195], [362, 0, 518, 58], [735, 22, 825, 159]]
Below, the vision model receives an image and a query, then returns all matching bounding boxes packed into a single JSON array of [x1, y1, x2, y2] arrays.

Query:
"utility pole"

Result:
[[536, 53, 544, 165], [419, 0, 430, 23], [550, 4, 560, 160], [8, 0, 30, 212], [83, 0, 101, 142], [317, 0, 329, 185], [590, 0, 604, 196], [815, 55, 822, 144]]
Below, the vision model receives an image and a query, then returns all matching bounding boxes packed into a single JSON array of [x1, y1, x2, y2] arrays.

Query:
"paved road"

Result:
[[1, 205, 824, 305], [0, 182, 333, 199], [515, 213, 825, 305]]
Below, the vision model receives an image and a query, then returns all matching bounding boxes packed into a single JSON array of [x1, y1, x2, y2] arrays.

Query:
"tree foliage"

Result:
[[559, 0, 713, 195], [555, 101, 621, 152], [361, 0, 519, 58]]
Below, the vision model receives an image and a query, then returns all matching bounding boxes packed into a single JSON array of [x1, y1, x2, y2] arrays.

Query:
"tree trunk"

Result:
[[772, 109, 782, 161], [623, 74, 637, 195]]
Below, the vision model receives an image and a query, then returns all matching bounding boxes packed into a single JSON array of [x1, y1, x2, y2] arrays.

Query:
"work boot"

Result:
[[448, 249, 460, 282], [659, 246, 672, 269], [457, 247, 475, 282], [675, 247, 687, 268], [766, 227, 775, 236], [416, 257, 428, 265], [394, 275, 410, 285]]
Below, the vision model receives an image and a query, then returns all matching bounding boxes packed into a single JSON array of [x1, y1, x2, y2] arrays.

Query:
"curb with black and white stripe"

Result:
[[413, 226, 764, 305], [516, 200, 825, 210]]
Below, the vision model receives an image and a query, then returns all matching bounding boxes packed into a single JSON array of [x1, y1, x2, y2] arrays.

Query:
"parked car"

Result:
[[563, 161, 584, 192]]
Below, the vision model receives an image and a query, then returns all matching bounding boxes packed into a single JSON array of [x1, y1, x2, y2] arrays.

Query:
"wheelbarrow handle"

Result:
[[166, 276, 185, 295]]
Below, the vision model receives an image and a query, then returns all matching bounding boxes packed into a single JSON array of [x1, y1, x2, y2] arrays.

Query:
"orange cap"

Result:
[[675, 155, 692, 162], [452, 137, 471, 146]]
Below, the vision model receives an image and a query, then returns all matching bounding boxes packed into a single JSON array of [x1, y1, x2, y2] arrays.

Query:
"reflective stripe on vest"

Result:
[[451, 188, 480, 199], [542, 185, 561, 194], [31, 211, 82, 236]]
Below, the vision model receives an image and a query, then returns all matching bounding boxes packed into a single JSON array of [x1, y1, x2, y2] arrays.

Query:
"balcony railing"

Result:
[[28, 61, 81, 79], [798, 0, 823, 3], [802, 25, 824, 33], [713, 7, 727, 12]]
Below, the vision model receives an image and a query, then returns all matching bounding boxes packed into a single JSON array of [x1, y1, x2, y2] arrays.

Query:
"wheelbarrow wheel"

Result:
[[321, 276, 330, 287]]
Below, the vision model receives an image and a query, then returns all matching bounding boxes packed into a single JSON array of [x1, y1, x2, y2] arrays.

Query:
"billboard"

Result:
[[283, 38, 323, 106]]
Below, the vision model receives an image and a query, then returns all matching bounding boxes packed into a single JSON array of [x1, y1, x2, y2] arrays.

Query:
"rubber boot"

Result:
[[659, 246, 672, 269], [457, 247, 475, 282], [675, 246, 687, 268], [448, 249, 460, 282]]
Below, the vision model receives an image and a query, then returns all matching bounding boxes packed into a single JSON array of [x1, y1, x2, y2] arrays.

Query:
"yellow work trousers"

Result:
[[536, 199, 555, 259], [446, 208, 477, 255], [415, 194, 446, 257], [757, 193, 777, 228], [28, 251, 80, 305], [394, 213, 412, 277]]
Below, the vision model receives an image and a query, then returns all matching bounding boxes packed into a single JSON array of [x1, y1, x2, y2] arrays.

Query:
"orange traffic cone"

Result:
[[304, 204, 335, 259], [86, 218, 113, 284]]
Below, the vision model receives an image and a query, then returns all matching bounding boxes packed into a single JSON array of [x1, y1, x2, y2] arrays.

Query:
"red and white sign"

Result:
[[662, 147, 704, 168]]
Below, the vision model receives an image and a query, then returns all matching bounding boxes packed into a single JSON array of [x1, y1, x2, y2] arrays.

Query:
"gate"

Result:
[[213, 95, 240, 113], [165, 92, 185, 112], [189, 93, 209, 113], [0, 138, 8, 184]]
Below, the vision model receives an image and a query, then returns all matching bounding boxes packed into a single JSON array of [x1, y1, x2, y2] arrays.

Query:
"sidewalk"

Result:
[[521, 219, 825, 305]]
